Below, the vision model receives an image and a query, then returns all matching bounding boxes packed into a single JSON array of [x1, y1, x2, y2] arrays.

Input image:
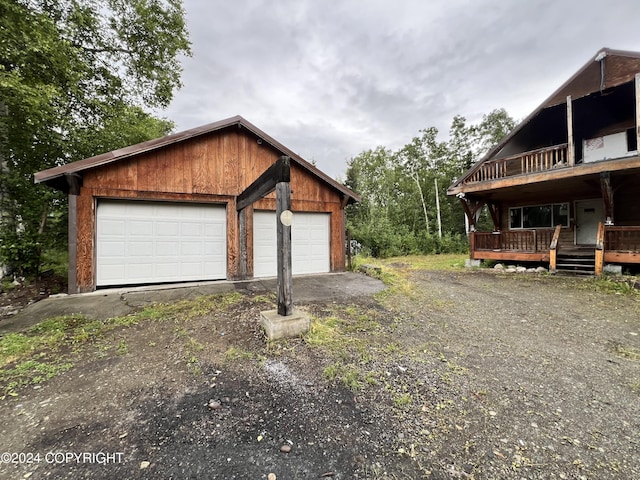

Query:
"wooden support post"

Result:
[[469, 231, 476, 259], [346, 228, 352, 271], [68, 194, 78, 294], [595, 222, 605, 276], [238, 208, 247, 279], [600, 172, 614, 224], [276, 181, 292, 316], [567, 95, 575, 166]]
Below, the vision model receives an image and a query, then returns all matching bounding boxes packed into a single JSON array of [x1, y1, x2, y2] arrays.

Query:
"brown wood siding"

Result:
[[74, 128, 346, 291]]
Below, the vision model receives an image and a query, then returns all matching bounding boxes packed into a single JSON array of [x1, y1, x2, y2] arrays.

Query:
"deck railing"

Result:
[[465, 143, 568, 184], [604, 226, 640, 252], [473, 229, 555, 252], [470, 225, 640, 271]]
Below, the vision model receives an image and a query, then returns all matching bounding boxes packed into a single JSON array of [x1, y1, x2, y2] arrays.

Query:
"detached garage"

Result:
[[34, 116, 359, 293]]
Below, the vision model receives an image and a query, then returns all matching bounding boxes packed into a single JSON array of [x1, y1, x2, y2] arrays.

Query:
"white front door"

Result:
[[575, 199, 605, 245]]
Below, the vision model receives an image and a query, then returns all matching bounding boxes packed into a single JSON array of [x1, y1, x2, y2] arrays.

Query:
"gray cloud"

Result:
[[162, 0, 640, 179]]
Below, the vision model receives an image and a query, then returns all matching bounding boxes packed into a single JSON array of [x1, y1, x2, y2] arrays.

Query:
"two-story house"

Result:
[[448, 48, 640, 275]]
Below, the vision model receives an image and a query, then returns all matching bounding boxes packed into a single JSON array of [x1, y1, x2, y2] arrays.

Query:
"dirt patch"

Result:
[[0, 274, 67, 319], [1, 267, 639, 479]]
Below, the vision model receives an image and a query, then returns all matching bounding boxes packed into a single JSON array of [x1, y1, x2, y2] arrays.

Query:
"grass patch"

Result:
[[136, 292, 244, 321], [0, 291, 246, 398], [592, 277, 640, 296], [393, 392, 413, 408], [1, 360, 74, 397], [250, 293, 277, 304], [610, 342, 640, 361], [223, 346, 254, 362], [304, 304, 400, 393], [323, 362, 367, 391], [353, 254, 466, 302]]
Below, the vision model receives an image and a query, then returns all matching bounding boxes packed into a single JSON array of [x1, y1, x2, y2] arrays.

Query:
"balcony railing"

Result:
[[465, 144, 568, 184]]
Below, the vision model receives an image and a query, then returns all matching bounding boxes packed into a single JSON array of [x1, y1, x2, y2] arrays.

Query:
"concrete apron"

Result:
[[0, 272, 385, 336]]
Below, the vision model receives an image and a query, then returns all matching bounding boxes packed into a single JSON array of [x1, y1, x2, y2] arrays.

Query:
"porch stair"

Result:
[[554, 247, 596, 276]]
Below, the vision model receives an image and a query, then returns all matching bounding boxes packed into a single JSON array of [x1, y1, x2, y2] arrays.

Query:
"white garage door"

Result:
[[253, 210, 330, 278], [97, 201, 227, 286]]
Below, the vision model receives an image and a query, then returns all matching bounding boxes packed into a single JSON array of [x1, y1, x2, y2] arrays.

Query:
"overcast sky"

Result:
[[161, 0, 640, 180]]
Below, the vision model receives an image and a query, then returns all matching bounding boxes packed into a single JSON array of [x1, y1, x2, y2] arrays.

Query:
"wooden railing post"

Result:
[[549, 224, 562, 273], [595, 222, 605, 276], [469, 231, 477, 259]]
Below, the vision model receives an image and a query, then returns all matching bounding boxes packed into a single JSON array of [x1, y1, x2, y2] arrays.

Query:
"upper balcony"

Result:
[[464, 143, 569, 184]]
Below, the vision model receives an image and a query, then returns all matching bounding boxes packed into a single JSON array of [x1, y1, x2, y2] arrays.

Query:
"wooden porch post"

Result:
[[567, 95, 575, 166], [600, 172, 614, 225]]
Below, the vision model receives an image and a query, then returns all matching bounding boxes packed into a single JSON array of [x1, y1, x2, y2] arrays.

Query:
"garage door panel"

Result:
[[97, 201, 227, 286], [253, 211, 330, 278]]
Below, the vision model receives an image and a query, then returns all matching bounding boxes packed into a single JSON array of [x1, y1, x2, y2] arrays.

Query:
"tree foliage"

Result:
[[345, 109, 516, 258], [0, 0, 191, 276]]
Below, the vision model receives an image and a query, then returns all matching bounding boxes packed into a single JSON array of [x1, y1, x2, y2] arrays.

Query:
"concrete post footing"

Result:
[[260, 309, 310, 340]]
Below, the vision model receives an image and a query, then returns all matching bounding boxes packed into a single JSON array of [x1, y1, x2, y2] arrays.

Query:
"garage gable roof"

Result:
[[34, 115, 360, 203]]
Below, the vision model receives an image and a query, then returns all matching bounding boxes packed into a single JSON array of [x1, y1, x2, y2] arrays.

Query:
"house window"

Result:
[[509, 203, 569, 229]]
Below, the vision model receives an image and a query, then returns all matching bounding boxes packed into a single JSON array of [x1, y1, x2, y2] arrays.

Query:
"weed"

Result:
[[304, 316, 341, 349], [323, 363, 339, 381], [250, 293, 277, 304], [394, 392, 413, 407], [137, 292, 243, 322], [1, 360, 73, 398], [185, 338, 205, 352], [115, 340, 128, 355], [610, 342, 640, 361], [223, 346, 254, 362], [591, 277, 640, 296], [323, 362, 364, 391]]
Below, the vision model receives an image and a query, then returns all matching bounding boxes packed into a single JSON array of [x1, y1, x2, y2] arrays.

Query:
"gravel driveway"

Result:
[[1, 263, 638, 479]]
